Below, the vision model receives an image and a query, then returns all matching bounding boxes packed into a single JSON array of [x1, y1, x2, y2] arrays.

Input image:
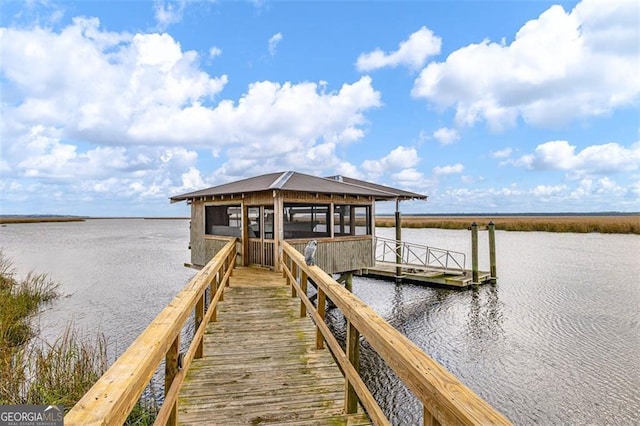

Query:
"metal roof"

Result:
[[170, 171, 427, 202]]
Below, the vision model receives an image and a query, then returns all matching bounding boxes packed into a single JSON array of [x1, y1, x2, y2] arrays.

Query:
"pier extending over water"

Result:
[[65, 239, 511, 425]]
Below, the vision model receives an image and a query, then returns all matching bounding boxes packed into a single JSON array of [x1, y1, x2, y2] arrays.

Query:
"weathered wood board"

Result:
[[178, 267, 372, 425]]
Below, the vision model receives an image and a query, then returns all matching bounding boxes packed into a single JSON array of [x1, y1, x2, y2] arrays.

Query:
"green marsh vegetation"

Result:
[[0, 252, 157, 424], [375, 215, 640, 235]]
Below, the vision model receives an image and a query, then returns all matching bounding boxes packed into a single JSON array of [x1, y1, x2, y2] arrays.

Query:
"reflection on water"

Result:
[[1, 221, 639, 424], [348, 228, 640, 425]]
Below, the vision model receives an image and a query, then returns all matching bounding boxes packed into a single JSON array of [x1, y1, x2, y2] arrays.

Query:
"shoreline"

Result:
[[375, 215, 640, 235], [2, 214, 638, 234], [0, 217, 86, 224]]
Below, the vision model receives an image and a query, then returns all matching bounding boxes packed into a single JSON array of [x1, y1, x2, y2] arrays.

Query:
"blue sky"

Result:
[[0, 0, 638, 216]]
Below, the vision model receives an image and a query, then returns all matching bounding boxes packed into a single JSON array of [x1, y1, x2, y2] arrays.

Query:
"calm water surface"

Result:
[[1, 220, 638, 425]]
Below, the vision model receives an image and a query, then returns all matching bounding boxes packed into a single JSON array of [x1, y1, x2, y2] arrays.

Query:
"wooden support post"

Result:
[[300, 271, 308, 317], [282, 253, 288, 278], [344, 272, 353, 293], [195, 295, 204, 359], [210, 276, 217, 322], [242, 204, 249, 267], [284, 254, 290, 285], [165, 336, 179, 426], [218, 272, 224, 302], [345, 320, 360, 414], [423, 406, 442, 426], [471, 222, 479, 283], [488, 221, 497, 281], [291, 261, 298, 298], [395, 199, 403, 283], [316, 289, 326, 350]]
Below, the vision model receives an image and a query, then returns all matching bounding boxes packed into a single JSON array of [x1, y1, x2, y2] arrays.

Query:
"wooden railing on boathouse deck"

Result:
[[281, 241, 511, 425], [64, 237, 237, 426]]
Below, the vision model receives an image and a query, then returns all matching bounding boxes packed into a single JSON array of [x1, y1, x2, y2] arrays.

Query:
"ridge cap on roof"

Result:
[[323, 174, 403, 197], [269, 171, 295, 189]]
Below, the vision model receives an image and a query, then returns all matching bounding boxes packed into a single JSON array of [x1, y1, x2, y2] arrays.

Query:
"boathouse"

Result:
[[170, 171, 426, 273]]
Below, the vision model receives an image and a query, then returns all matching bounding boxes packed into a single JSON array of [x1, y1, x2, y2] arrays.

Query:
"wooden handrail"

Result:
[[281, 241, 511, 426], [64, 238, 237, 426]]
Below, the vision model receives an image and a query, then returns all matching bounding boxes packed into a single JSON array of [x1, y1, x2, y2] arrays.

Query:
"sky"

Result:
[[0, 0, 638, 216]]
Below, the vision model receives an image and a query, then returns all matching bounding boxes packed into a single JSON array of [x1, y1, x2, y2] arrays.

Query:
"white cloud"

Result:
[[268, 32, 283, 57], [461, 175, 483, 184], [0, 18, 228, 147], [356, 26, 441, 72], [516, 140, 640, 176], [362, 146, 420, 174], [154, 0, 187, 29], [208, 76, 381, 156], [391, 168, 430, 190], [570, 177, 627, 198], [432, 127, 459, 145], [532, 184, 568, 197], [433, 163, 464, 176], [209, 46, 222, 58], [0, 17, 387, 210], [1, 19, 381, 158], [9, 125, 198, 182], [180, 167, 206, 191], [491, 148, 513, 159], [412, 0, 640, 130]]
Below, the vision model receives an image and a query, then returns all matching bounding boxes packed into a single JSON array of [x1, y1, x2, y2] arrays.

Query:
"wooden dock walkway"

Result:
[[65, 239, 510, 426], [178, 267, 372, 425]]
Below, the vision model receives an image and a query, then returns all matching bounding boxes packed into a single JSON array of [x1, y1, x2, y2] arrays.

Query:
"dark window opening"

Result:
[[248, 207, 260, 238], [335, 204, 371, 236], [283, 203, 330, 239], [205, 205, 241, 237], [353, 205, 372, 235], [263, 207, 274, 240]]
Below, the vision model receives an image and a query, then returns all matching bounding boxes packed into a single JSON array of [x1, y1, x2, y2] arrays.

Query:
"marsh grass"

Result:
[[0, 252, 157, 424], [375, 215, 640, 234]]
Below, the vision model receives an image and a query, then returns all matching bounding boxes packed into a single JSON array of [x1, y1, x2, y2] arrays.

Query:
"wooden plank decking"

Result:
[[361, 263, 494, 288], [178, 267, 372, 425]]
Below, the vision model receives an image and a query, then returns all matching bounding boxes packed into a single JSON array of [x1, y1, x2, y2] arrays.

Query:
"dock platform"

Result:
[[178, 267, 372, 425], [360, 263, 494, 288]]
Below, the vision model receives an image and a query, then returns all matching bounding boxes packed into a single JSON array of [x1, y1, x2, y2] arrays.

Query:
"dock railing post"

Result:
[[300, 271, 308, 317], [165, 336, 180, 426], [471, 222, 479, 283], [395, 199, 402, 283], [291, 261, 298, 298], [345, 320, 360, 414], [195, 295, 204, 359], [316, 290, 326, 350], [210, 275, 218, 322], [488, 221, 496, 281]]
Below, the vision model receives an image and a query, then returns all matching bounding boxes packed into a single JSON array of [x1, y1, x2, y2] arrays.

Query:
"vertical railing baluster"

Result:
[[300, 271, 308, 317], [210, 274, 218, 322], [291, 261, 298, 297], [345, 320, 360, 414], [195, 294, 204, 359], [218, 271, 224, 302], [316, 289, 325, 350], [165, 336, 180, 426], [423, 406, 441, 426]]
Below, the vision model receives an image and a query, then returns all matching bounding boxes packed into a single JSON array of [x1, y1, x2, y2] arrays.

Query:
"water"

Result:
[[1, 220, 639, 424], [0, 219, 195, 348]]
